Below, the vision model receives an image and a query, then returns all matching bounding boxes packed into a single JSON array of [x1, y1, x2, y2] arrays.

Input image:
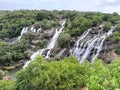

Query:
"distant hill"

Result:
[[0, 10, 11, 16], [0, 10, 120, 69]]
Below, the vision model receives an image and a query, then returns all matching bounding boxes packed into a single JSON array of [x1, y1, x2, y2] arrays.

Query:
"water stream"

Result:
[[11, 27, 42, 43], [23, 20, 66, 68], [72, 26, 115, 63]]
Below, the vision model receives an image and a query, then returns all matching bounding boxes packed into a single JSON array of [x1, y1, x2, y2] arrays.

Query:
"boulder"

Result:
[[2, 76, 11, 80], [105, 50, 118, 62], [75, 87, 88, 90]]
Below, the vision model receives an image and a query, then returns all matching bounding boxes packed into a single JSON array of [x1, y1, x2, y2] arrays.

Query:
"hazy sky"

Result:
[[0, 0, 120, 13]]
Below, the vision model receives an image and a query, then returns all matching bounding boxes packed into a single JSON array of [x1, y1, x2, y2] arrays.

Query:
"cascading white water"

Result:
[[23, 49, 45, 68], [11, 27, 42, 44], [10, 27, 29, 44], [73, 28, 92, 55], [45, 21, 66, 58], [57, 49, 66, 57], [17, 27, 28, 40], [72, 26, 115, 63], [55, 48, 66, 59], [91, 26, 115, 63], [23, 20, 66, 68]]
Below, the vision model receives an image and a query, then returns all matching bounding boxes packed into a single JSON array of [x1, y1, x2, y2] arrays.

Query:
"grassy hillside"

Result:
[[0, 10, 120, 89]]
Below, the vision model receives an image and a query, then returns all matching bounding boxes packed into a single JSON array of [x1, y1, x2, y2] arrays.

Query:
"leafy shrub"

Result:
[[58, 33, 71, 48], [0, 80, 15, 90], [103, 22, 112, 31], [0, 70, 5, 79], [116, 24, 120, 33], [115, 45, 120, 55], [108, 60, 120, 88], [87, 60, 111, 90], [112, 31, 120, 41], [0, 38, 29, 66], [36, 39, 48, 49], [15, 56, 90, 90], [13, 56, 120, 90], [92, 16, 103, 26]]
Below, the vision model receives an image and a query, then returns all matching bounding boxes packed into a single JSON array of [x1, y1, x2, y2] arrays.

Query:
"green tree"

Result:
[[92, 16, 103, 26], [58, 33, 71, 48], [103, 22, 112, 31], [15, 56, 89, 90], [0, 80, 15, 90], [116, 24, 120, 33]]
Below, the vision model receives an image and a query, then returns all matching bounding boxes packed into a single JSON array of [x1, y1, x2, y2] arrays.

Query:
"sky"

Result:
[[0, 0, 120, 13]]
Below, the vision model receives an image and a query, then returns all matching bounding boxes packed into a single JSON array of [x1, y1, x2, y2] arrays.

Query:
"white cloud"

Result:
[[105, 0, 116, 3], [0, 0, 120, 14]]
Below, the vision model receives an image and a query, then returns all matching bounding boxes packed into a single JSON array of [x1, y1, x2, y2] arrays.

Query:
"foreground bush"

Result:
[[13, 56, 120, 90], [15, 56, 90, 90], [0, 80, 15, 90]]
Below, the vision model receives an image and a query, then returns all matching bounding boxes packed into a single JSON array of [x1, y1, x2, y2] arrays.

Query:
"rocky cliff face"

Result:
[[99, 37, 120, 63], [8, 20, 120, 66]]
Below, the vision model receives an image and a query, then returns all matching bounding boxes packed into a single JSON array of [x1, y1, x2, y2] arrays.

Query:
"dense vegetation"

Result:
[[0, 10, 60, 39], [0, 36, 30, 67], [0, 56, 120, 90], [0, 10, 120, 66], [0, 10, 120, 39], [0, 10, 120, 89]]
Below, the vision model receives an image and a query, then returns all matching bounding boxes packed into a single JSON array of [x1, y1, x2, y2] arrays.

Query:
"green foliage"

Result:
[[65, 16, 92, 37], [58, 33, 71, 48], [0, 10, 120, 39], [108, 60, 120, 88], [33, 21, 41, 29], [116, 24, 120, 33], [115, 45, 120, 55], [14, 56, 120, 90], [36, 10, 54, 21], [15, 56, 89, 90], [112, 31, 120, 41], [0, 70, 5, 79], [0, 10, 58, 39], [36, 39, 48, 49], [0, 38, 29, 66], [0, 80, 15, 90], [1, 10, 120, 90], [0, 10, 35, 38], [87, 60, 111, 90], [87, 59, 120, 90], [103, 22, 112, 31], [92, 15, 103, 26], [0, 10, 10, 17]]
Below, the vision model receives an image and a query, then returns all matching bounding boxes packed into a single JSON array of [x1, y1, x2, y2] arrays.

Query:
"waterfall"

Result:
[[72, 26, 115, 63], [17, 27, 28, 40], [56, 48, 66, 57], [11, 27, 42, 44], [23, 20, 66, 68], [45, 21, 66, 58]]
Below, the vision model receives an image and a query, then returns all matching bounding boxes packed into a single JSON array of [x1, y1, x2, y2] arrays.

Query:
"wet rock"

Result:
[[44, 28, 55, 37], [105, 50, 118, 62], [30, 45, 36, 49], [90, 29, 98, 34], [70, 38, 76, 47], [50, 48, 61, 58], [19, 59, 27, 65], [75, 87, 88, 90], [31, 40, 40, 44], [25, 50, 34, 58], [2, 75, 11, 80]]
